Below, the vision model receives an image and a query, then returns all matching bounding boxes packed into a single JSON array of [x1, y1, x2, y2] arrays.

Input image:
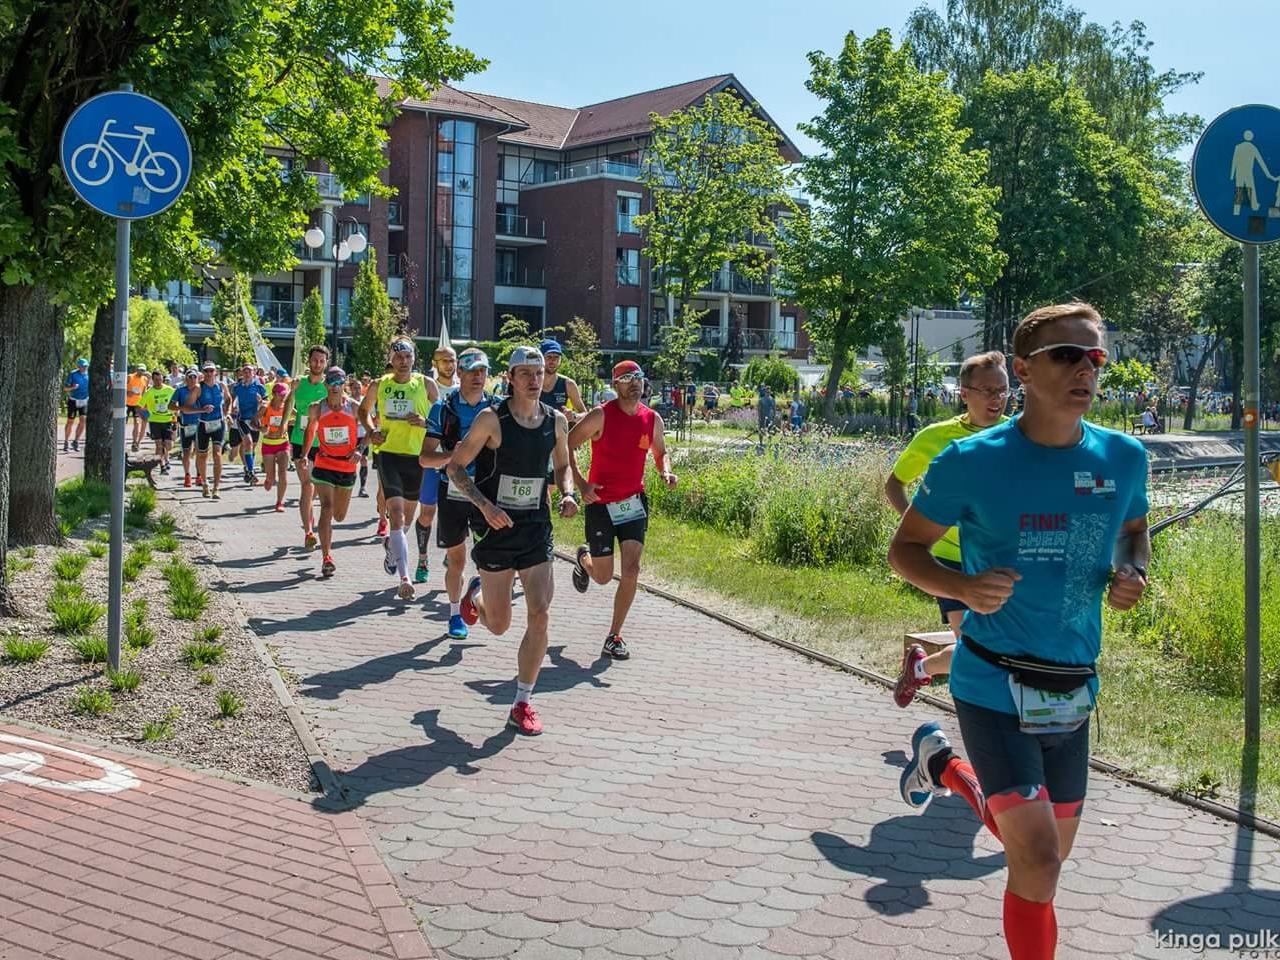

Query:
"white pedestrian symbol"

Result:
[[69, 118, 183, 194], [1229, 130, 1278, 216]]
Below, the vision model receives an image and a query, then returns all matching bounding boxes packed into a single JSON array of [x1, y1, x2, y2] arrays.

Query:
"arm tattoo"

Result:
[[447, 463, 486, 508]]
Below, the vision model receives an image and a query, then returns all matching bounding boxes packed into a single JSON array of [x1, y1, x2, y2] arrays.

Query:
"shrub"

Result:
[[197, 670, 215, 686], [68, 634, 109, 664], [215, 690, 244, 718], [92, 529, 111, 544], [56, 478, 111, 534], [52, 597, 106, 636], [107, 667, 143, 693], [164, 561, 209, 620], [86, 542, 108, 558], [125, 485, 157, 528], [152, 513, 177, 535], [53, 552, 90, 581], [4, 556, 33, 579], [125, 622, 155, 650], [142, 707, 180, 741], [123, 543, 152, 582], [71, 688, 114, 716], [183, 641, 225, 668], [645, 453, 763, 533], [152, 533, 179, 553], [195, 626, 223, 644], [4, 636, 50, 663], [48, 581, 84, 611]]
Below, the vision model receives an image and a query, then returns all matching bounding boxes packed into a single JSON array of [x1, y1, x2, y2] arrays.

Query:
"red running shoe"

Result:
[[376, 517, 388, 538], [183, 474, 192, 488], [460, 576, 482, 626], [893, 643, 932, 708], [507, 702, 543, 736]]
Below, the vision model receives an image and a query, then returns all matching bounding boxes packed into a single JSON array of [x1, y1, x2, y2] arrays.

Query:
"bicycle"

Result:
[[69, 118, 182, 193]]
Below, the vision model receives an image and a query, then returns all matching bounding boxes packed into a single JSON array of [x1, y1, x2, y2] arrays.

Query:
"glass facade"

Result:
[[614, 306, 639, 345], [433, 119, 477, 338]]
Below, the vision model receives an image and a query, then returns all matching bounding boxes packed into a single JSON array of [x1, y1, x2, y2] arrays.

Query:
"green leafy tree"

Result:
[[776, 30, 1001, 423], [882, 322, 910, 432], [205, 277, 257, 368], [495, 313, 535, 368], [1100, 357, 1155, 420], [556, 316, 602, 396], [126, 298, 196, 371], [347, 250, 396, 379], [636, 91, 792, 316], [650, 307, 702, 385], [296, 288, 327, 376], [742, 355, 799, 394]]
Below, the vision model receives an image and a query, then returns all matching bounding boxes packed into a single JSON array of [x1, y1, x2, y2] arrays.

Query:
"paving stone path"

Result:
[[181, 472, 1280, 959]]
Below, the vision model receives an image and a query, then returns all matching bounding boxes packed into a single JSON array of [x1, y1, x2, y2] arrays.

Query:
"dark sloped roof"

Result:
[[455, 91, 579, 149], [563, 75, 731, 148], [376, 78, 528, 130]]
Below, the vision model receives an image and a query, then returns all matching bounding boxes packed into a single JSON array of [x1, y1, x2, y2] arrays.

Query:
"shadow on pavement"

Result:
[[300, 635, 482, 700], [248, 587, 435, 635], [464, 645, 612, 704], [317, 708, 516, 812]]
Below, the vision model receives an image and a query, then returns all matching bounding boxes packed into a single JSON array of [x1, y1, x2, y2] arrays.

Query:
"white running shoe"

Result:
[[900, 721, 953, 811]]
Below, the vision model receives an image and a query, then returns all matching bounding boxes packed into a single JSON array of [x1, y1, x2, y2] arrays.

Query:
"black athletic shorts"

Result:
[[437, 481, 476, 549], [471, 519, 553, 573], [236, 419, 260, 443], [196, 421, 224, 453], [311, 466, 356, 489], [935, 556, 969, 625], [227, 424, 241, 448], [584, 493, 649, 558], [290, 442, 319, 463], [376, 451, 423, 502], [148, 422, 173, 442], [178, 423, 199, 451], [954, 697, 1091, 812], [127, 406, 142, 420], [66, 398, 86, 419]]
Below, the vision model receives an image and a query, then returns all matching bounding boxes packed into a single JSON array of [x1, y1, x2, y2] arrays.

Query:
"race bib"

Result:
[[73, 398, 88, 409], [606, 494, 647, 524], [1008, 676, 1093, 735], [496, 475, 543, 510], [385, 397, 412, 418], [182, 423, 198, 438], [268, 414, 283, 430], [322, 425, 349, 446]]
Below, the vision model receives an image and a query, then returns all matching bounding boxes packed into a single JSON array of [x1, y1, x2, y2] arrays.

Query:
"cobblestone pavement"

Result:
[[181, 472, 1280, 959], [0, 722, 431, 959]]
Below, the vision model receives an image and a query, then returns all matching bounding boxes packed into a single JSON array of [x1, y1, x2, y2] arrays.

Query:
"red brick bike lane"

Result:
[[0, 721, 433, 960]]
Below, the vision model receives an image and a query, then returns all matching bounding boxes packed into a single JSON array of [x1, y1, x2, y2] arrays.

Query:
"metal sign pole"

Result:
[[1242, 241, 1261, 746], [107, 216, 130, 673]]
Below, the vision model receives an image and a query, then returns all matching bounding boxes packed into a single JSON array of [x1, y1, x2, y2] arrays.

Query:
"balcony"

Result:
[[613, 321, 640, 347], [495, 266, 545, 288], [694, 326, 725, 348], [495, 212, 547, 246], [739, 328, 797, 352], [520, 159, 643, 189], [707, 269, 773, 298], [154, 294, 300, 332], [388, 200, 404, 229], [254, 299, 299, 329]]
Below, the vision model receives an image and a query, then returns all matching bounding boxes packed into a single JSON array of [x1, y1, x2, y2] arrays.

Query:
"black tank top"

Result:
[[539, 375, 569, 411], [475, 399, 557, 523]]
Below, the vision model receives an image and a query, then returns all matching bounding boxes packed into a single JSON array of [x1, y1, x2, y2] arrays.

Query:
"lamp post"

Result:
[[302, 212, 367, 359]]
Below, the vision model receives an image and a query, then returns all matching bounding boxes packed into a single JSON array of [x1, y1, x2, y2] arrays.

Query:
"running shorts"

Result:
[[705, 398, 717, 410], [470, 519, 553, 573], [66, 398, 87, 419], [311, 466, 356, 489], [436, 481, 476, 549], [934, 557, 970, 625], [790, 415, 803, 429], [179, 423, 199, 451], [127, 406, 142, 420], [417, 468, 440, 507], [196, 421, 224, 453], [148, 422, 173, 442], [236, 419, 260, 443], [376, 451, 423, 502], [290, 442, 319, 463], [953, 697, 1090, 813], [584, 493, 649, 558], [227, 424, 241, 449], [261, 439, 289, 458]]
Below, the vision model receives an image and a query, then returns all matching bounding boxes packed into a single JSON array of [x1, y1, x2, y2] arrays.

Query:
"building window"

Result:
[[433, 118, 477, 338], [616, 248, 640, 286], [337, 287, 352, 329], [347, 223, 369, 263], [496, 248, 517, 286], [617, 194, 640, 234], [778, 312, 797, 350], [614, 306, 639, 346]]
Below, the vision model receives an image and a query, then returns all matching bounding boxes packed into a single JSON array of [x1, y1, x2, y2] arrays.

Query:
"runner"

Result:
[[169, 369, 202, 487], [303, 368, 360, 578], [257, 381, 294, 512], [350, 373, 372, 497], [567, 360, 677, 660], [890, 302, 1149, 960], [126, 364, 149, 452], [62, 358, 89, 452], [290, 345, 330, 550], [885, 349, 1010, 706], [371, 362, 394, 538], [140, 370, 176, 474], [418, 347, 494, 639], [184, 361, 231, 499], [410, 347, 457, 579], [230, 363, 267, 486], [447, 345, 578, 736], [431, 345, 460, 391], [360, 337, 437, 599], [167, 360, 185, 389], [702, 383, 720, 423], [538, 339, 585, 422]]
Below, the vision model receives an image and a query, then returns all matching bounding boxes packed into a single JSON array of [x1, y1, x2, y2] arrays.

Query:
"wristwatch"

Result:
[[1132, 565, 1148, 579]]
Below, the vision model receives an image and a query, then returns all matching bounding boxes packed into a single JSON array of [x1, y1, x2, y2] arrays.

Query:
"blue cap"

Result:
[[76, 357, 88, 367], [539, 339, 562, 356]]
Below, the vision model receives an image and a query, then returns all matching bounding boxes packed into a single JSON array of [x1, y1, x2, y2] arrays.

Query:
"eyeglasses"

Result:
[[614, 372, 644, 384], [962, 386, 1010, 400], [1024, 343, 1108, 369]]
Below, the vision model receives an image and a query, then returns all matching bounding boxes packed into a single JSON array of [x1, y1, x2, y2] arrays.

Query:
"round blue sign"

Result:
[[1191, 103, 1280, 245], [59, 90, 191, 220]]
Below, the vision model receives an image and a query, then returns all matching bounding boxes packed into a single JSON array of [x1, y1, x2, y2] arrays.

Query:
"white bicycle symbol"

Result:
[[0, 733, 139, 793], [69, 118, 182, 194]]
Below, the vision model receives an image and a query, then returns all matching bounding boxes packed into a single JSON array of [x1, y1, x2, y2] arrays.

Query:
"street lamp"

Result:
[[302, 212, 367, 357]]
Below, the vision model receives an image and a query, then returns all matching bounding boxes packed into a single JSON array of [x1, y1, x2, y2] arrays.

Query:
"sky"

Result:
[[448, 0, 1273, 160]]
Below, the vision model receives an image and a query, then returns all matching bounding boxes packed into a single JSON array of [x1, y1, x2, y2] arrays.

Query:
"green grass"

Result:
[[194, 626, 222, 644], [3, 635, 50, 663], [151, 532, 179, 553], [182, 640, 224, 668], [163, 560, 208, 621], [215, 690, 244, 718], [68, 634, 108, 664], [56, 477, 110, 535], [53, 551, 90, 581], [152, 512, 177, 535], [4, 555, 34, 579], [122, 542, 152, 583], [196, 669, 215, 686], [85, 541, 108, 558], [48, 581, 83, 611], [51, 597, 105, 636], [125, 485, 157, 529], [106, 667, 143, 693], [141, 707, 180, 742], [71, 688, 114, 716], [18, 545, 35, 558], [91, 529, 111, 544]]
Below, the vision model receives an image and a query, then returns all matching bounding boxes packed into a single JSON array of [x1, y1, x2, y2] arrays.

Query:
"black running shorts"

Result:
[[148, 422, 173, 442], [934, 557, 970, 625], [584, 493, 648, 558], [290, 442, 319, 463], [196, 421, 224, 453], [311, 466, 356, 489], [376, 451, 423, 502], [436, 481, 476, 549], [470, 519, 553, 573], [236, 419, 260, 443]]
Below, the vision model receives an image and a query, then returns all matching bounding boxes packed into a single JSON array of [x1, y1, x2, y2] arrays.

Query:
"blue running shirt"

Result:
[[231, 381, 266, 421], [428, 389, 493, 484], [912, 417, 1149, 714]]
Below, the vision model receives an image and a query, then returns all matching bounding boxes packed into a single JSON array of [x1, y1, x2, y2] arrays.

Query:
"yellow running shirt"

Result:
[[890, 413, 1008, 563], [141, 385, 176, 423], [376, 373, 431, 456]]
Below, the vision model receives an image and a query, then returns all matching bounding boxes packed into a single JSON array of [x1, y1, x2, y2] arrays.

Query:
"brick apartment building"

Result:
[[153, 74, 810, 370]]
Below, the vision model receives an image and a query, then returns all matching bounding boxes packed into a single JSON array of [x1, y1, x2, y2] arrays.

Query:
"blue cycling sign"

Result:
[[60, 91, 191, 220]]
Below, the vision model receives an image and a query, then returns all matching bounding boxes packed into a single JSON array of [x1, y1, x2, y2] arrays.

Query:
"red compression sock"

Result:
[[1003, 891, 1057, 959], [939, 756, 1002, 842]]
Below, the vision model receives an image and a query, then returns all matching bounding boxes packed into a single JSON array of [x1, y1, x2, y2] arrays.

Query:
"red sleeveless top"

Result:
[[314, 401, 358, 473], [587, 400, 655, 504]]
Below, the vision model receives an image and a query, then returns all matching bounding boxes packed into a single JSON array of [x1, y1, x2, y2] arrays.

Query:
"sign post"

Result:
[[1191, 103, 1280, 747], [60, 85, 191, 672]]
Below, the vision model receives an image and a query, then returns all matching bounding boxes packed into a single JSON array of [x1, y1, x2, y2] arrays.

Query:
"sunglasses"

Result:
[[614, 372, 644, 384], [1025, 343, 1108, 369]]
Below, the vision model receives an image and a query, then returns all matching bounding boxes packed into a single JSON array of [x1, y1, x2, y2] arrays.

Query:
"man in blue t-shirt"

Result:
[[62, 358, 90, 452], [229, 363, 268, 486], [169, 368, 203, 487], [888, 302, 1150, 960], [417, 347, 493, 639]]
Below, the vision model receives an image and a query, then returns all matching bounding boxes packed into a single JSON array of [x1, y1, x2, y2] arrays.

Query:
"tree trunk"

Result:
[[821, 309, 852, 424], [1182, 335, 1220, 430], [0, 286, 23, 614], [8, 286, 64, 546], [84, 301, 114, 482]]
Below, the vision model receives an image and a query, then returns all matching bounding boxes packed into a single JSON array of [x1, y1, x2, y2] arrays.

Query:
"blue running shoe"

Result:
[[414, 559, 429, 584], [900, 721, 953, 811], [448, 614, 469, 639]]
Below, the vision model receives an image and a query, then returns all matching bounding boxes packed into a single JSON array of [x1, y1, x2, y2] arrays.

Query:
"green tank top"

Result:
[[376, 373, 431, 456], [290, 376, 329, 446]]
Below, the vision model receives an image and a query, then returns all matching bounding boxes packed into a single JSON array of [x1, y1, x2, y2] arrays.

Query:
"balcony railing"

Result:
[[613, 321, 640, 346], [254, 299, 299, 329], [154, 294, 301, 330], [738, 328, 797, 351], [388, 253, 405, 277], [695, 326, 725, 348], [549, 159, 643, 183], [496, 212, 546, 239], [388, 200, 403, 226], [495, 266, 545, 288], [708, 269, 773, 297], [616, 264, 641, 286]]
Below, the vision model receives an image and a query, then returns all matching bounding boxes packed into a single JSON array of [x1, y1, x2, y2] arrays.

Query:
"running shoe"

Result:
[[183, 475, 192, 489], [71, 441, 79, 451], [601, 634, 630, 660], [304, 531, 318, 551], [274, 502, 285, 513], [507, 702, 543, 736], [397, 578, 415, 601], [900, 721, 953, 811], [321, 555, 335, 578], [447, 614, 469, 639], [358, 486, 368, 498], [460, 576, 482, 626], [376, 517, 388, 538], [211, 487, 221, 500], [382, 537, 397, 576], [572, 545, 590, 594], [414, 559, 429, 584], [893, 643, 932, 708], [62, 441, 68, 453], [201, 481, 210, 498]]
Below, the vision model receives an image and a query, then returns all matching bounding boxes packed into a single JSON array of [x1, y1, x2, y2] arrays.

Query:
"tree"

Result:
[[347, 250, 396, 378], [882, 322, 910, 432], [495, 313, 535, 368], [776, 30, 1001, 423], [296, 288, 327, 375], [205, 277, 257, 368], [556, 316, 602, 397], [0, 0, 480, 612], [742, 354, 799, 394], [127, 298, 196, 372], [636, 91, 791, 316], [1100, 357, 1155, 421], [650, 306, 702, 385]]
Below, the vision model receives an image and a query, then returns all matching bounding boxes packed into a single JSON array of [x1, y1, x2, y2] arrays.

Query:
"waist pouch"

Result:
[[962, 635, 1095, 694]]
